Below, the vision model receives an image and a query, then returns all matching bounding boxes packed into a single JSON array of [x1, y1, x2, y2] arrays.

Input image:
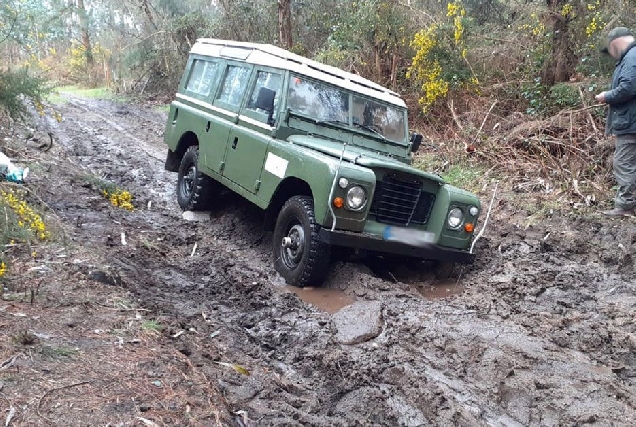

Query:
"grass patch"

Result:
[[442, 165, 487, 193], [413, 153, 488, 193], [41, 345, 79, 359], [154, 104, 171, 113], [47, 85, 128, 104], [141, 320, 163, 334]]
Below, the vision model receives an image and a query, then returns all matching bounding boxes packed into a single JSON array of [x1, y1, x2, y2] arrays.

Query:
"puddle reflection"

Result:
[[282, 286, 355, 314]]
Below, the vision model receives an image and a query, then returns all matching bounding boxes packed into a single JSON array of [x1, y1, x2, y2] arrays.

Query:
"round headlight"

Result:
[[346, 186, 367, 210], [338, 177, 349, 189], [447, 207, 464, 229], [469, 206, 479, 216]]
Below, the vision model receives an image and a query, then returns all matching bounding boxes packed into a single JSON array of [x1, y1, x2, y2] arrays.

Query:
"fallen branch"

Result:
[[0, 354, 20, 371], [578, 87, 599, 134], [470, 100, 497, 149], [448, 99, 464, 131]]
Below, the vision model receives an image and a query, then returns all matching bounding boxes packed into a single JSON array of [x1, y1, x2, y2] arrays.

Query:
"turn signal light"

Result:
[[333, 197, 344, 208], [464, 223, 474, 233]]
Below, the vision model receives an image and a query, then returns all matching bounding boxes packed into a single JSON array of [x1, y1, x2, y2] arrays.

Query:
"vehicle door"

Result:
[[176, 56, 223, 175], [222, 68, 284, 194], [201, 61, 253, 175]]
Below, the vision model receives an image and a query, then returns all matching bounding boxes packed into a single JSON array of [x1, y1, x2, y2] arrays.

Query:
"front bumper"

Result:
[[318, 228, 475, 263]]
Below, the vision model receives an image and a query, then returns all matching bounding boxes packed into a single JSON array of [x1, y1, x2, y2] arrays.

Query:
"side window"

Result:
[[246, 71, 283, 115], [216, 65, 252, 107], [185, 59, 218, 97]]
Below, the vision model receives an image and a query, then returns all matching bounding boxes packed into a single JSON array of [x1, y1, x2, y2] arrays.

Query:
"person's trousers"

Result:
[[614, 133, 636, 209]]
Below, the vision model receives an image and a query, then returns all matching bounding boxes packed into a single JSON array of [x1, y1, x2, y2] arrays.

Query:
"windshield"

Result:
[[286, 75, 406, 142], [351, 96, 406, 142]]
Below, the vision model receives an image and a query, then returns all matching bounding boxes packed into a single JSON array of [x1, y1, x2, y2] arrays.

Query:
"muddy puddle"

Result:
[[280, 285, 355, 313], [418, 281, 463, 299]]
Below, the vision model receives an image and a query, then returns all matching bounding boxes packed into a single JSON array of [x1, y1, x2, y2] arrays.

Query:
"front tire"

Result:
[[273, 196, 331, 287], [176, 146, 217, 211]]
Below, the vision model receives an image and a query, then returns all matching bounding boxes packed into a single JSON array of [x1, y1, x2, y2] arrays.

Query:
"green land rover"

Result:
[[163, 38, 482, 287]]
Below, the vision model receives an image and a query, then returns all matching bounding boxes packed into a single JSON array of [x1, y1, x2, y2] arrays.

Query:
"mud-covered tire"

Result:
[[176, 146, 217, 211], [273, 196, 331, 287]]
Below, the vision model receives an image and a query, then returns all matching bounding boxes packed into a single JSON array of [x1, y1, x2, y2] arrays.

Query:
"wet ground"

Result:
[[4, 94, 636, 426]]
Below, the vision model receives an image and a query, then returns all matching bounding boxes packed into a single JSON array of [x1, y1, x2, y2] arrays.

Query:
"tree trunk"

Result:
[[390, 53, 398, 90], [374, 43, 382, 80], [540, 0, 576, 86], [278, 0, 293, 49], [77, 0, 94, 66], [139, 0, 158, 30]]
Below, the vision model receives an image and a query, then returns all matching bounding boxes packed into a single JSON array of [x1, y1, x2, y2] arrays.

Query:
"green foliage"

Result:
[[520, 79, 547, 116], [0, 68, 50, 120], [548, 83, 582, 110], [66, 41, 111, 86], [521, 80, 588, 117], [0, 0, 70, 59], [316, 0, 413, 76]]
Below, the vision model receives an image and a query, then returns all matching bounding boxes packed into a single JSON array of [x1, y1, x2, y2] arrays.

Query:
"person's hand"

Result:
[[595, 91, 607, 103]]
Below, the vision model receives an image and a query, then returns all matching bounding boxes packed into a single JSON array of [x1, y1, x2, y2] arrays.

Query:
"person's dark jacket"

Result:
[[606, 42, 636, 135]]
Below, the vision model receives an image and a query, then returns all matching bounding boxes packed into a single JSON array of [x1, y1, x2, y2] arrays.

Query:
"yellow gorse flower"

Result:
[[1, 190, 50, 240], [0, 262, 6, 278], [561, 3, 573, 17], [102, 188, 135, 211], [407, 25, 449, 112], [446, 1, 466, 47], [518, 12, 545, 38]]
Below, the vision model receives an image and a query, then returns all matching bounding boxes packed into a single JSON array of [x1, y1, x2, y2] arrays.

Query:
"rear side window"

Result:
[[216, 65, 252, 107], [185, 59, 218, 96]]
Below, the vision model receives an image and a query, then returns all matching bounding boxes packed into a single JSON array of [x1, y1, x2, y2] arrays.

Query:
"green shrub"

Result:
[[0, 68, 50, 120]]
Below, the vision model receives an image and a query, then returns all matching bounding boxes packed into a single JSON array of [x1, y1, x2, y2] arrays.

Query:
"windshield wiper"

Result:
[[354, 123, 385, 140], [316, 119, 347, 126]]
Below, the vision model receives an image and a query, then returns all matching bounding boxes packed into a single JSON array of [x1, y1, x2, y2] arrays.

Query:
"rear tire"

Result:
[[176, 146, 217, 211], [273, 196, 331, 287]]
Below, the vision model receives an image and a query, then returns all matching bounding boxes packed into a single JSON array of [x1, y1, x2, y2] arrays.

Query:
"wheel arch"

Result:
[[166, 131, 199, 172], [264, 177, 313, 231]]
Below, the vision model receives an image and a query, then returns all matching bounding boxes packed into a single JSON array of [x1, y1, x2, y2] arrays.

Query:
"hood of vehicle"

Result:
[[288, 134, 445, 184]]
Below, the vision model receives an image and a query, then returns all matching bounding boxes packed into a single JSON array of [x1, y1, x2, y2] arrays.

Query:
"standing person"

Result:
[[596, 27, 636, 216]]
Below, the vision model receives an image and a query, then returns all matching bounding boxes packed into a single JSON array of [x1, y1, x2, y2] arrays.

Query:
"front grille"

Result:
[[370, 174, 436, 226]]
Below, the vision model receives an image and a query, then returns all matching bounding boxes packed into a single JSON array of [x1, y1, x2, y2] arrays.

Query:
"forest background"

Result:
[[2, 0, 636, 199]]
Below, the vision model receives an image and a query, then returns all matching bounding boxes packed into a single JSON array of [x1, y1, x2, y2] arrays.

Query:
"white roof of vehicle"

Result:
[[191, 38, 406, 108]]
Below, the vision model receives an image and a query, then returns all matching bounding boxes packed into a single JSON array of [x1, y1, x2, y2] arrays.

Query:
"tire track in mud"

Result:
[[38, 95, 636, 426]]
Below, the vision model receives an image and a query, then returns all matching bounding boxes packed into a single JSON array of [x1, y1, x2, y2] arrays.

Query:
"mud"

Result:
[[24, 93, 636, 425]]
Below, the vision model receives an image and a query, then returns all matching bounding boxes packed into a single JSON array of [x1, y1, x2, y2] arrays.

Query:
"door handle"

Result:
[[205, 121, 211, 132], [231, 137, 238, 149]]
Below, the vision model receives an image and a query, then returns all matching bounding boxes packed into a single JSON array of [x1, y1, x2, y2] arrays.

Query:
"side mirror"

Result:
[[410, 133, 423, 153], [255, 87, 276, 126]]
